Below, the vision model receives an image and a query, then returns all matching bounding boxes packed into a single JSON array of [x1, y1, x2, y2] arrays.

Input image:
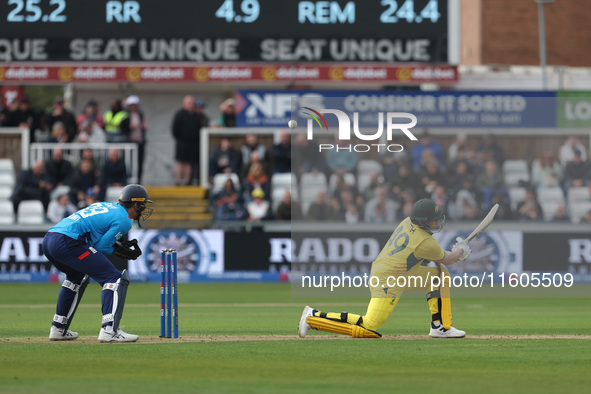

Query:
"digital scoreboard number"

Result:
[[0, 0, 449, 62]]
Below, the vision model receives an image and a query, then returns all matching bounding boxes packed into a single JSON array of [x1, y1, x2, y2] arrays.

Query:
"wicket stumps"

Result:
[[160, 249, 179, 338]]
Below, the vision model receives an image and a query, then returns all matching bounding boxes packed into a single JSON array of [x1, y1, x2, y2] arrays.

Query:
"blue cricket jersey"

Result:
[[48, 202, 132, 255]]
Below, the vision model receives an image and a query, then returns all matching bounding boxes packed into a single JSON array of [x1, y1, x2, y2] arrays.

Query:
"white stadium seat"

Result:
[[17, 200, 45, 224], [0, 200, 15, 224], [105, 186, 125, 203]]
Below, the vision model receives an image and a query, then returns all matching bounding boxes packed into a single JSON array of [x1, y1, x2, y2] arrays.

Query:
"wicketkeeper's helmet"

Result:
[[410, 198, 445, 233], [119, 184, 154, 221]]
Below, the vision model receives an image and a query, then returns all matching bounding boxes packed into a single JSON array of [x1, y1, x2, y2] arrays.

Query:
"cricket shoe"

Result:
[[298, 306, 316, 338], [98, 327, 139, 343], [429, 322, 466, 338], [49, 325, 79, 341]]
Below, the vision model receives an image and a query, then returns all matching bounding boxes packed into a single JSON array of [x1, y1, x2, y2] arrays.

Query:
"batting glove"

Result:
[[451, 237, 471, 260]]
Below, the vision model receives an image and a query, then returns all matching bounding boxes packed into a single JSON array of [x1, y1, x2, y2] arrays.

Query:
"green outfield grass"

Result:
[[0, 283, 590, 393]]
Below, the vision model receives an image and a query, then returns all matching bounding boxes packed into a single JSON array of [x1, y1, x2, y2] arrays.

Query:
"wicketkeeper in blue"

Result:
[[43, 184, 153, 342]]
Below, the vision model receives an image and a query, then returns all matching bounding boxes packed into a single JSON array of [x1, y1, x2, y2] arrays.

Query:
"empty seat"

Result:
[[538, 187, 565, 204], [105, 186, 125, 203], [570, 202, 591, 224], [0, 159, 15, 176], [503, 160, 530, 187], [0, 173, 15, 187], [540, 201, 563, 221], [567, 187, 589, 205], [300, 172, 327, 189], [0, 185, 12, 200], [503, 160, 529, 174], [17, 200, 45, 224], [211, 173, 241, 196], [0, 200, 15, 225]]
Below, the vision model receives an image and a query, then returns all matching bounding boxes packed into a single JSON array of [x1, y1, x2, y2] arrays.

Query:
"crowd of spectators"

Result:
[[209, 130, 591, 223]]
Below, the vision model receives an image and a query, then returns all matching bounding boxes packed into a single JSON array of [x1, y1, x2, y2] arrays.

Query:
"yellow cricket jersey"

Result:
[[372, 217, 445, 272]]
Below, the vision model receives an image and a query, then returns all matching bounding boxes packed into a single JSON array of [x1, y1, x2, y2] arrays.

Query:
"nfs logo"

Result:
[[302, 108, 418, 153]]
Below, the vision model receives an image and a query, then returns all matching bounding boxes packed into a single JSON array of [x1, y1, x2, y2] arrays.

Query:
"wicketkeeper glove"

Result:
[[114, 239, 142, 260], [451, 237, 471, 261]]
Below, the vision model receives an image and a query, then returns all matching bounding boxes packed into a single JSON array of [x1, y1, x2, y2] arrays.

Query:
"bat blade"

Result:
[[466, 203, 499, 243]]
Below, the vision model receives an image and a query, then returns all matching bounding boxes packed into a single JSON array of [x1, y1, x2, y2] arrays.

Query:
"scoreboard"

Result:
[[0, 0, 449, 62]]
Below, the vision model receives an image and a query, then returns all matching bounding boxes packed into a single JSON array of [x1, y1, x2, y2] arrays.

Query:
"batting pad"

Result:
[[440, 267, 452, 330], [306, 317, 382, 338]]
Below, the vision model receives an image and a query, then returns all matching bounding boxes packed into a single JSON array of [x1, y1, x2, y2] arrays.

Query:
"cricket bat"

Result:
[[465, 203, 499, 243]]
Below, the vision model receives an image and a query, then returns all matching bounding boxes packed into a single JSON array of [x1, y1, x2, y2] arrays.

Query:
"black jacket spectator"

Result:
[[102, 149, 128, 188], [271, 130, 291, 174], [209, 137, 242, 178], [45, 148, 73, 187], [45, 97, 77, 142], [11, 160, 53, 212]]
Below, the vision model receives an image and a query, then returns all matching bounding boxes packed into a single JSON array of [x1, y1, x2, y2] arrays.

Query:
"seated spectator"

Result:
[[430, 185, 448, 211], [240, 133, 268, 170], [476, 133, 505, 167], [209, 137, 242, 180], [218, 98, 236, 127], [45, 147, 73, 187], [361, 171, 385, 203], [410, 130, 444, 171], [102, 148, 128, 189], [516, 188, 543, 221], [580, 209, 591, 224], [551, 204, 570, 222], [454, 179, 479, 220], [559, 136, 587, 167], [563, 149, 590, 189], [46, 193, 77, 223], [377, 141, 409, 181], [76, 119, 107, 144], [365, 186, 397, 223], [490, 190, 513, 220], [76, 99, 104, 132], [216, 192, 247, 221], [344, 202, 361, 224], [46, 97, 77, 142], [333, 189, 356, 220], [241, 150, 268, 180], [10, 96, 40, 143], [271, 130, 292, 174], [476, 160, 508, 210], [531, 150, 562, 191], [243, 162, 270, 202], [71, 159, 101, 207], [246, 189, 271, 222], [389, 164, 417, 202], [275, 189, 302, 221], [293, 133, 326, 177], [447, 133, 474, 164], [448, 160, 472, 196], [78, 188, 98, 209], [1, 97, 20, 127], [212, 178, 242, 208], [11, 160, 53, 212], [419, 159, 447, 197], [307, 190, 335, 221], [80, 148, 101, 171], [48, 121, 69, 144], [326, 138, 357, 176]]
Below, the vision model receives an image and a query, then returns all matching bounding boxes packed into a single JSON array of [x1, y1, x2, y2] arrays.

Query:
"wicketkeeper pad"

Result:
[[306, 317, 382, 338]]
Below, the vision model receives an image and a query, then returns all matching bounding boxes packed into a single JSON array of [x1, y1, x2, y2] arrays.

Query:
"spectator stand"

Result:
[[29, 142, 139, 184]]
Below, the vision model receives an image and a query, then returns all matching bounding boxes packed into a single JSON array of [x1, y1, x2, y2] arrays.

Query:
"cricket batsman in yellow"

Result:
[[298, 198, 471, 339]]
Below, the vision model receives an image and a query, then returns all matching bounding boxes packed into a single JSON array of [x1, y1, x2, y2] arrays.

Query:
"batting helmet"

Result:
[[410, 198, 445, 233], [119, 184, 153, 222]]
